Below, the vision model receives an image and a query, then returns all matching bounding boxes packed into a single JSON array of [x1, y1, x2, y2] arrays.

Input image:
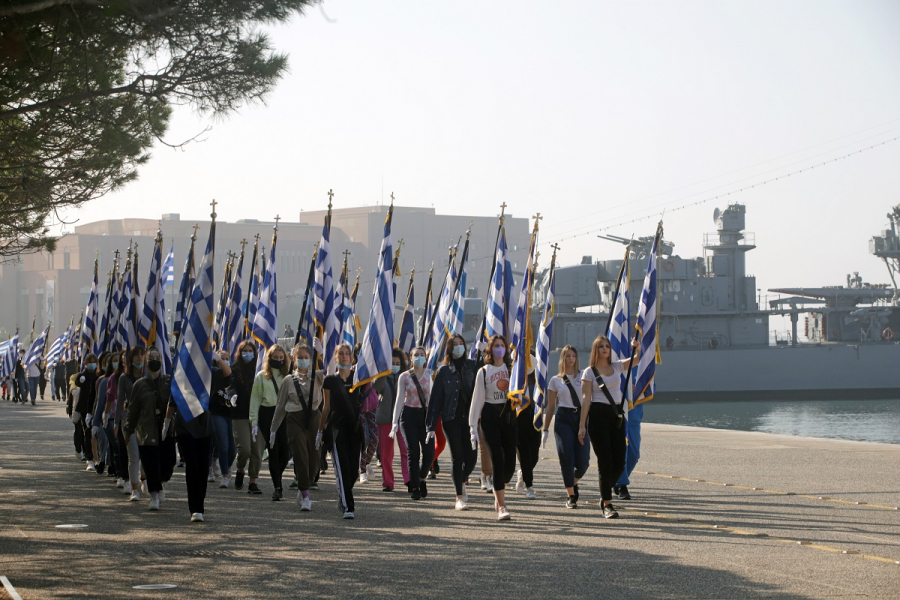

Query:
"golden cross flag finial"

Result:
[[327, 189, 334, 210], [274, 215, 281, 231], [192, 223, 200, 241], [551, 242, 561, 255], [210, 199, 217, 218], [254, 232, 261, 244], [500, 202, 507, 215], [390, 192, 395, 205], [240, 238, 248, 253]]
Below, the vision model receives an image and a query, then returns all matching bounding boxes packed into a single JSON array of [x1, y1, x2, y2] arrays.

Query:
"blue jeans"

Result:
[[210, 413, 236, 475], [616, 403, 643, 488], [554, 408, 591, 489], [27, 376, 39, 403]]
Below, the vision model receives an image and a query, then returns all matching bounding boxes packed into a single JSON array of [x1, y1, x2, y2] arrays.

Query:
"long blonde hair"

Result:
[[589, 336, 612, 369], [262, 344, 289, 378], [557, 345, 580, 377]]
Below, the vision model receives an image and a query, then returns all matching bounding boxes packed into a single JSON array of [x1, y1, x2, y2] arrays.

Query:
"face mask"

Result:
[[269, 358, 284, 370], [451, 345, 465, 359], [86, 363, 98, 371], [338, 362, 353, 370], [242, 352, 254, 363], [297, 358, 311, 370], [391, 365, 401, 375], [492, 346, 506, 359], [148, 359, 162, 372], [413, 356, 426, 368], [111, 362, 119, 370], [132, 362, 144, 370]]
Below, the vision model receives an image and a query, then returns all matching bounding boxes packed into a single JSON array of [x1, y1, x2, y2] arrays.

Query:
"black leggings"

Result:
[[480, 402, 517, 491], [516, 401, 541, 487], [138, 437, 176, 494], [178, 434, 212, 514], [258, 405, 289, 490], [400, 406, 435, 490], [587, 402, 627, 502], [331, 423, 362, 513], [443, 418, 477, 496]]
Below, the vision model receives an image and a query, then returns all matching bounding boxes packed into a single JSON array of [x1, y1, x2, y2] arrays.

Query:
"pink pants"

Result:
[[377, 423, 409, 490]]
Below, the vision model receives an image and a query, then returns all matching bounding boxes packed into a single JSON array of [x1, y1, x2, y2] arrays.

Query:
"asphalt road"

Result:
[[1, 400, 899, 599]]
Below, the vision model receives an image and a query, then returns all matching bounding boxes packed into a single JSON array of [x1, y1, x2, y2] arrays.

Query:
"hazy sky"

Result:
[[62, 0, 900, 297]]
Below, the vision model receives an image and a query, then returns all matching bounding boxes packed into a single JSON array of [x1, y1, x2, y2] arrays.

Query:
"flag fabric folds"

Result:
[[633, 223, 662, 405], [446, 237, 469, 339], [24, 324, 50, 371], [174, 236, 196, 344], [252, 230, 278, 372], [314, 216, 338, 372], [507, 227, 536, 413], [45, 327, 71, 369], [532, 258, 556, 430], [425, 258, 456, 373], [224, 249, 245, 355], [81, 258, 99, 359], [353, 205, 395, 390], [171, 219, 217, 422], [163, 242, 175, 289], [398, 270, 416, 354], [608, 249, 632, 401], [0, 331, 19, 379], [137, 234, 173, 374]]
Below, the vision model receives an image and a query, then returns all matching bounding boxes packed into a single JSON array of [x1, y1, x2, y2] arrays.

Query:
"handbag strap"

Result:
[[590, 366, 620, 411], [409, 369, 428, 407], [561, 375, 581, 410]]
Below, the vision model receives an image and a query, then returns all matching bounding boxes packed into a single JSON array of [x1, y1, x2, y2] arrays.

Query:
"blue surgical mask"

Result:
[[86, 363, 98, 371], [391, 365, 400, 375], [338, 362, 353, 370], [111, 362, 119, 370], [241, 352, 254, 363], [451, 345, 465, 359], [297, 358, 311, 370], [132, 362, 144, 370], [413, 356, 426, 368]]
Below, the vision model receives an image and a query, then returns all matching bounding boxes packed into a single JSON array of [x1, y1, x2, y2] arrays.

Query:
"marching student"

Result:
[[167, 374, 214, 523], [469, 334, 516, 521], [427, 334, 479, 510], [249, 344, 290, 501], [353, 343, 379, 484], [374, 348, 409, 493], [89, 353, 112, 476], [74, 353, 100, 471], [271, 343, 324, 511], [543, 345, 589, 509], [103, 350, 125, 486], [514, 361, 540, 499], [578, 335, 639, 518], [321, 343, 364, 519], [123, 347, 177, 511], [390, 346, 433, 501], [208, 350, 235, 488], [117, 347, 145, 500], [228, 340, 262, 494]]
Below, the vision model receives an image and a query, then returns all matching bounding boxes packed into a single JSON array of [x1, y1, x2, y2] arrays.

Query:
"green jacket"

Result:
[[124, 374, 171, 446]]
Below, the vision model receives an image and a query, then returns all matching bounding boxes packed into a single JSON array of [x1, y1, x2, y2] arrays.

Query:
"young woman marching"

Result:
[[250, 344, 290, 501], [390, 346, 433, 501], [353, 343, 379, 485], [469, 335, 516, 520], [123, 347, 177, 511], [321, 343, 364, 519], [117, 347, 145, 500], [271, 343, 324, 511], [374, 348, 409, 492], [208, 350, 235, 488], [165, 374, 214, 523], [514, 360, 540, 499], [74, 353, 100, 471], [544, 345, 590, 509], [89, 353, 112, 476], [578, 335, 639, 518], [228, 340, 262, 493], [427, 334, 479, 510], [104, 350, 125, 487]]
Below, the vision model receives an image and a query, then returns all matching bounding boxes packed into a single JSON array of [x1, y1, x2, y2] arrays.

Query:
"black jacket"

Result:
[[426, 358, 478, 430]]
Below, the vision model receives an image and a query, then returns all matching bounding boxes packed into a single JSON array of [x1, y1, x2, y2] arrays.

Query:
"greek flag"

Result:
[[107, 273, 121, 353], [24, 324, 50, 371], [98, 272, 113, 353], [45, 327, 70, 368], [124, 258, 140, 349], [353, 205, 394, 390], [508, 231, 536, 413], [81, 260, 99, 358], [138, 236, 164, 347], [252, 231, 278, 372], [425, 259, 457, 373], [398, 270, 416, 354], [633, 223, 662, 405], [0, 332, 18, 378], [163, 242, 175, 290], [0, 339, 11, 360], [246, 252, 261, 343], [224, 249, 244, 355], [446, 238, 469, 338], [419, 268, 433, 348], [608, 250, 632, 400], [171, 219, 216, 422], [213, 259, 231, 350], [333, 272, 345, 347], [533, 261, 556, 430], [314, 216, 338, 372], [473, 226, 514, 359], [340, 275, 358, 349], [174, 237, 196, 344]]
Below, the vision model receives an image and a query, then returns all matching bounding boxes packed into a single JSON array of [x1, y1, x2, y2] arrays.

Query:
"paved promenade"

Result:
[[1, 400, 899, 599]]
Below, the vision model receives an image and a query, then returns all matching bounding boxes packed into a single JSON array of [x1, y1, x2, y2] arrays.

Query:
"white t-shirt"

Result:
[[468, 364, 511, 431], [581, 363, 626, 405], [548, 374, 583, 409]]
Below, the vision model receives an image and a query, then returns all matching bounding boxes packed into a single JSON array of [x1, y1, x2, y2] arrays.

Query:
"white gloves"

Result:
[[541, 430, 549, 448], [251, 423, 259, 442], [161, 418, 172, 441], [230, 394, 238, 407], [425, 431, 435, 444], [79, 375, 85, 383], [85, 413, 92, 426], [388, 423, 399, 439], [315, 430, 323, 449], [470, 428, 480, 450], [269, 431, 276, 448]]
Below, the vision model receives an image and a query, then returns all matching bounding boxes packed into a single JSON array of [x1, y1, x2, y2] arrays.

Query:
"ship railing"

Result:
[[703, 232, 756, 247]]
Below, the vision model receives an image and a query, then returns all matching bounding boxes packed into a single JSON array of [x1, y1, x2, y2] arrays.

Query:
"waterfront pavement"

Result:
[[1, 400, 898, 599]]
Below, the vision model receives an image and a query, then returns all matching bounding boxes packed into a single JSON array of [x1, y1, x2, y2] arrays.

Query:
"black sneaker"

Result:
[[248, 483, 262, 495], [603, 503, 619, 519], [573, 484, 580, 502], [613, 485, 620, 497], [617, 485, 631, 500], [96, 462, 105, 475], [381, 486, 393, 492], [234, 471, 245, 490], [432, 460, 440, 475], [427, 470, 437, 480], [271, 487, 283, 501], [411, 488, 421, 500], [288, 480, 298, 490], [419, 481, 428, 498], [566, 495, 577, 509]]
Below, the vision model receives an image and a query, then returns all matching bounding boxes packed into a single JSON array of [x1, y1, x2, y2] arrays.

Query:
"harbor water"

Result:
[[643, 398, 900, 445]]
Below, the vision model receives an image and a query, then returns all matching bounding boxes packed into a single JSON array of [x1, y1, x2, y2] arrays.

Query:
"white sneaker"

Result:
[[486, 475, 494, 492], [158, 488, 165, 501], [141, 481, 148, 495], [300, 497, 312, 512], [525, 487, 537, 500], [190, 512, 204, 522], [367, 463, 375, 479], [515, 469, 525, 493], [213, 461, 222, 478], [359, 471, 369, 484], [207, 471, 216, 482], [343, 511, 355, 519], [480, 475, 488, 490], [76, 451, 85, 460], [149, 497, 160, 511], [116, 478, 125, 489], [287, 457, 294, 467], [129, 490, 142, 501], [86, 461, 96, 472], [455, 499, 469, 511], [497, 505, 511, 520], [219, 476, 230, 489], [462, 484, 469, 503]]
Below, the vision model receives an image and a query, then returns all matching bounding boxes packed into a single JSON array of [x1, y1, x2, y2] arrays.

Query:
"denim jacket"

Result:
[[426, 358, 478, 430]]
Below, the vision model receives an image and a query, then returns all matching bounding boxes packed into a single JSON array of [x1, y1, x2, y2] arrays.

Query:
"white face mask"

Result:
[[451, 345, 465, 359]]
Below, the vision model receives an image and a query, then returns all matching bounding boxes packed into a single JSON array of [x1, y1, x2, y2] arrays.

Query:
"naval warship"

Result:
[[539, 203, 900, 401]]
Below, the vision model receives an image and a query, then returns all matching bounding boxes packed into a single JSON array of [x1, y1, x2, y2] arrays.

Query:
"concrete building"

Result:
[[0, 205, 529, 344]]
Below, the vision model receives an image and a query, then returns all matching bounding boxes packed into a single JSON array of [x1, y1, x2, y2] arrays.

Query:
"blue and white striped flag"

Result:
[[608, 250, 632, 400], [334, 271, 345, 348], [353, 205, 395, 390], [45, 327, 71, 369], [340, 275, 358, 349], [425, 259, 456, 373], [224, 249, 245, 355], [314, 215, 338, 372], [163, 242, 175, 290], [252, 230, 278, 372], [446, 237, 469, 338], [171, 219, 216, 422], [174, 237, 196, 344], [124, 258, 140, 349], [98, 272, 113, 353], [81, 259, 99, 359], [138, 235, 163, 347], [246, 255, 261, 343], [398, 270, 416, 354], [24, 324, 50, 371], [633, 223, 662, 405], [0, 331, 19, 378], [533, 259, 556, 430], [419, 268, 434, 348], [507, 229, 535, 413], [473, 226, 514, 359], [0, 339, 11, 359]]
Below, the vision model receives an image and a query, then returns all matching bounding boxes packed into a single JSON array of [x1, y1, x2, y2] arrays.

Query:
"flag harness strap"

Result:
[[590, 366, 624, 428], [290, 375, 314, 425], [561, 375, 581, 411], [409, 369, 428, 408]]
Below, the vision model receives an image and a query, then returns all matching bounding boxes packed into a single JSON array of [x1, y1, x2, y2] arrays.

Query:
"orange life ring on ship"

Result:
[[663, 260, 675, 272], [883, 328, 894, 340]]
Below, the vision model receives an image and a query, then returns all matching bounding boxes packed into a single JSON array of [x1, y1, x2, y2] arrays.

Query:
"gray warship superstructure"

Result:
[[541, 203, 900, 400]]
